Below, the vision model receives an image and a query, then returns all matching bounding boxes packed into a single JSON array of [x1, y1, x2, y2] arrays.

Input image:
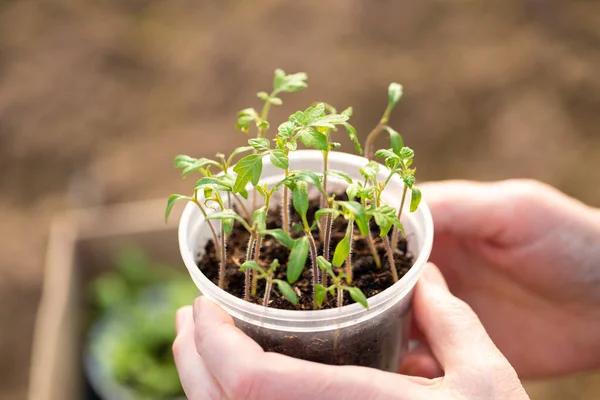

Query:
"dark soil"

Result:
[[197, 194, 414, 310]]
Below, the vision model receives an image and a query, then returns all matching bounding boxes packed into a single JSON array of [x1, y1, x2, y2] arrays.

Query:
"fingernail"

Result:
[[422, 263, 448, 289]]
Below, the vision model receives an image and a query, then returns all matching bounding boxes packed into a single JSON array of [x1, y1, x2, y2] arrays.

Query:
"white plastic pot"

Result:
[[178, 150, 433, 371]]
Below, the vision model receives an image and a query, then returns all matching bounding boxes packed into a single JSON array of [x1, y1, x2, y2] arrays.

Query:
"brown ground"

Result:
[[1, 1, 600, 398]]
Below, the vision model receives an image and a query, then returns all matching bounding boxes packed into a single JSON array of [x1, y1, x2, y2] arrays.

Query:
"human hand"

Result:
[[173, 264, 528, 400], [421, 179, 600, 379]]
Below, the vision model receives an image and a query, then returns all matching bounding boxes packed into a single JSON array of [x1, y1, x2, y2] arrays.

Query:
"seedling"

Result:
[[167, 69, 423, 311]]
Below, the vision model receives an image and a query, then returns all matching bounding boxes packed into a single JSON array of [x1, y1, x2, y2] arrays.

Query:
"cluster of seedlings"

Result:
[[166, 69, 421, 310]]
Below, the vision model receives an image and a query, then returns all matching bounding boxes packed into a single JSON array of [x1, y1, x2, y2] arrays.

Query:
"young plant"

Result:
[[364, 83, 404, 160], [315, 256, 368, 309], [239, 259, 298, 307]]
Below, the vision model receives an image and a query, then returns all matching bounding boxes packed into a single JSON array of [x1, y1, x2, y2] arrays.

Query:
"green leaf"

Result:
[[289, 171, 324, 194], [174, 156, 220, 177], [270, 259, 280, 272], [270, 97, 283, 105], [236, 108, 258, 133], [277, 121, 296, 139], [206, 209, 250, 231], [375, 149, 400, 163], [273, 69, 308, 94], [346, 182, 360, 201], [300, 103, 325, 126], [341, 107, 353, 118], [233, 154, 263, 193], [165, 194, 188, 222], [315, 283, 327, 308], [270, 149, 289, 170], [338, 201, 369, 236], [332, 234, 350, 267], [263, 229, 294, 248], [222, 217, 234, 235], [227, 146, 254, 167], [359, 161, 380, 181], [257, 91, 269, 101], [299, 128, 328, 151], [324, 169, 352, 184], [287, 237, 309, 284], [410, 187, 422, 213], [388, 83, 403, 107], [346, 287, 369, 309], [314, 208, 340, 223], [316, 255, 333, 273], [253, 207, 267, 232], [382, 126, 404, 156], [292, 181, 309, 223], [342, 123, 363, 154], [195, 176, 231, 192], [399, 146, 415, 161], [310, 113, 349, 128], [403, 174, 415, 188], [273, 279, 298, 305], [248, 138, 270, 151], [372, 205, 403, 237], [285, 141, 297, 151], [240, 260, 260, 271]]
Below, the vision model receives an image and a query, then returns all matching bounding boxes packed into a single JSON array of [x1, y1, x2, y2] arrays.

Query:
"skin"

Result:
[[418, 179, 600, 379], [173, 264, 529, 400]]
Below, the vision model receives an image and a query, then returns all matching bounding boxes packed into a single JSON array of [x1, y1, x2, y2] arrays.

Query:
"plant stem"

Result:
[[251, 235, 263, 296], [345, 222, 354, 284], [364, 105, 392, 160], [319, 151, 329, 241], [218, 226, 227, 289], [192, 198, 221, 260], [366, 231, 383, 268], [391, 185, 408, 251], [336, 286, 343, 308], [244, 232, 255, 301], [233, 193, 252, 221], [282, 169, 290, 233], [263, 277, 273, 307], [382, 236, 399, 283], [306, 232, 319, 307], [321, 213, 333, 286]]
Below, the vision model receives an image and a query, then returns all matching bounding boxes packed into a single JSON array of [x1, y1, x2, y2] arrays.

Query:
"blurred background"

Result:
[[1, 0, 600, 399]]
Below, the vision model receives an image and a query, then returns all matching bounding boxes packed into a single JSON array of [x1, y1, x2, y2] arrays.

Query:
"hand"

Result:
[[421, 179, 600, 379], [173, 264, 528, 400]]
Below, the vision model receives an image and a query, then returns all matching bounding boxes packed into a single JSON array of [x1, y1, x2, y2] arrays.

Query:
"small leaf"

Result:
[[388, 83, 403, 107], [195, 176, 231, 192], [227, 146, 254, 167], [206, 209, 250, 231], [277, 121, 296, 139], [332, 235, 350, 267], [299, 128, 328, 151], [288, 171, 324, 194], [285, 141, 297, 151], [270, 97, 283, 105], [403, 174, 415, 188], [338, 201, 369, 236], [257, 91, 269, 101], [248, 138, 270, 151], [174, 156, 220, 177], [257, 120, 270, 130], [222, 217, 234, 235], [240, 260, 260, 271], [315, 284, 327, 308], [359, 161, 380, 181], [382, 126, 404, 156], [287, 237, 309, 284], [236, 108, 258, 133], [410, 187, 422, 212], [347, 287, 369, 309], [372, 205, 403, 237], [233, 154, 263, 193], [270, 259, 280, 271], [324, 169, 352, 184], [301, 103, 325, 126], [342, 123, 363, 154], [346, 182, 360, 201], [253, 207, 267, 232], [263, 229, 294, 248], [270, 149, 289, 170], [316, 256, 333, 273], [341, 106, 353, 118], [165, 194, 188, 222], [292, 181, 309, 224], [314, 208, 340, 223], [273, 69, 308, 94], [273, 279, 298, 305], [399, 146, 415, 161], [375, 149, 400, 163], [310, 113, 349, 129]]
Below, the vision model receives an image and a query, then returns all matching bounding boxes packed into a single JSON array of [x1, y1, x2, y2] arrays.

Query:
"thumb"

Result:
[[413, 263, 508, 373]]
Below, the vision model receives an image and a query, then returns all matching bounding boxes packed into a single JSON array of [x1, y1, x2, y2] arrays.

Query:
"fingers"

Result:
[[413, 264, 510, 374], [193, 296, 428, 400], [399, 341, 443, 379], [172, 306, 224, 400]]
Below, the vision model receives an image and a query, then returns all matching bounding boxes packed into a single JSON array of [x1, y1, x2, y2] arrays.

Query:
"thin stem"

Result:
[[364, 105, 392, 160], [336, 286, 343, 308], [192, 198, 221, 259], [282, 170, 290, 233], [233, 193, 252, 221], [306, 232, 319, 308], [321, 213, 333, 286], [319, 151, 329, 241], [244, 232, 256, 301], [382, 236, 399, 283], [218, 226, 227, 289], [391, 185, 408, 251], [345, 222, 354, 284], [366, 231, 382, 268], [251, 235, 263, 296], [263, 277, 273, 307]]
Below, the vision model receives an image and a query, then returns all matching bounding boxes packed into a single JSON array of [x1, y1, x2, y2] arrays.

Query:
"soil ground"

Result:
[[1, 1, 600, 398]]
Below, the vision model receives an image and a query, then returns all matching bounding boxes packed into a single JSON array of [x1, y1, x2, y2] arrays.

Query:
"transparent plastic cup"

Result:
[[178, 150, 433, 371]]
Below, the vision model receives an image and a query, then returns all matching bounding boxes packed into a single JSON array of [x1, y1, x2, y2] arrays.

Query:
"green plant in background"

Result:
[[89, 246, 197, 400], [166, 69, 422, 310]]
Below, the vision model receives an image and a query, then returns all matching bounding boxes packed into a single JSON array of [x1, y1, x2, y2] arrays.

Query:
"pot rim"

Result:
[[178, 150, 433, 330]]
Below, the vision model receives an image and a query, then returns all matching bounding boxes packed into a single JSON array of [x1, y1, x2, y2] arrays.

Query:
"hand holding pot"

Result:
[[423, 179, 600, 378], [173, 264, 528, 400]]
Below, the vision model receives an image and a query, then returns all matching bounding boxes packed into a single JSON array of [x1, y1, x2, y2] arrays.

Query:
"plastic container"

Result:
[[178, 150, 433, 371]]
